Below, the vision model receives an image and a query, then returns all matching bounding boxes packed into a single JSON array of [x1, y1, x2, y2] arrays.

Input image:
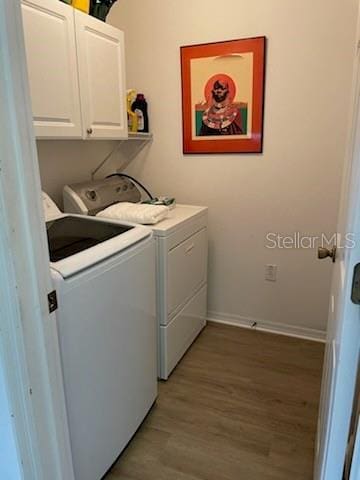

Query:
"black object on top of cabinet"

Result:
[[90, 0, 118, 21]]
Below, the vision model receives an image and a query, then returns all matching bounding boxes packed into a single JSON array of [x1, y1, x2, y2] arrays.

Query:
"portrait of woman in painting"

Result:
[[197, 74, 247, 136]]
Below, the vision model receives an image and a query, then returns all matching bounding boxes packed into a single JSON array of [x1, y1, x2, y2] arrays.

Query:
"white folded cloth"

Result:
[[96, 202, 169, 225]]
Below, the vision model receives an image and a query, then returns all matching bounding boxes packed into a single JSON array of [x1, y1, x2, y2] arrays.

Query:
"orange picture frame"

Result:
[[181, 37, 266, 154]]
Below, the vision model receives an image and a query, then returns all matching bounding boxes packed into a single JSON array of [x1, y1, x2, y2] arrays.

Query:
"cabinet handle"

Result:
[[185, 243, 195, 254], [87, 128, 93, 135]]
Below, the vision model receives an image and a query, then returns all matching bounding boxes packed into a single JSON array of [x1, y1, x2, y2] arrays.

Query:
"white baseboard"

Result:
[[207, 310, 326, 343]]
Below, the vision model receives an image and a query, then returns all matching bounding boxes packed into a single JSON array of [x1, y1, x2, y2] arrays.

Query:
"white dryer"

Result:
[[43, 193, 157, 480], [63, 178, 208, 379], [151, 205, 208, 379]]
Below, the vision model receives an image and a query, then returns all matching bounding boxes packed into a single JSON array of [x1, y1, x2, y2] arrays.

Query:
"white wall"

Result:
[[106, 0, 358, 337], [37, 140, 136, 207]]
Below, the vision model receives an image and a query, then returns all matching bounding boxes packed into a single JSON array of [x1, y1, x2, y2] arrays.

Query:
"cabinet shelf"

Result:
[[127, 132, 153, 141], [91, 131, 153, 179], [118, 131, 153, 163], [121, 132, 153, 150]]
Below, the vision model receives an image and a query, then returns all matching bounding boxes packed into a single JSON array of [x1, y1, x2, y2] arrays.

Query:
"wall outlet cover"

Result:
[[265, 264, 277, 282]]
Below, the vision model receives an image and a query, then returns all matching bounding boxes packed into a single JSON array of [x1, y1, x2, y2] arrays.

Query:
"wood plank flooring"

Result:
[[105, 322, 324, 480]]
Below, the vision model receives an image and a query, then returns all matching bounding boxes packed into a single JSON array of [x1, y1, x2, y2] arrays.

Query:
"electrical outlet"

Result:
[[265, 264, 277, 282]]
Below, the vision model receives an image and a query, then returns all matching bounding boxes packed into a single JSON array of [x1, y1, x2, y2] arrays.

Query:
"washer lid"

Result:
[[42, 191, 62, 221], [47, 216, 134, 262], [48, 215, 152, 278]]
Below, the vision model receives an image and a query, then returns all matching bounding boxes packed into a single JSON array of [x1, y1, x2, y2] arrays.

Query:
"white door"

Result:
[[75, 10, 127, 140], [21, 0, 82, 139], [1, 0, 75, 478], [314, 32, 360, 479]]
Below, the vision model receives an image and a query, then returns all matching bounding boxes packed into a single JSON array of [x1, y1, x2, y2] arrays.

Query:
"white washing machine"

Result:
[[43, 193, 157, 480], [63, 178, 208, 379]]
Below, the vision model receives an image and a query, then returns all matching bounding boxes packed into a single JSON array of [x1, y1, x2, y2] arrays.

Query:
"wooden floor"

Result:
[[105, 323, 324, 480]]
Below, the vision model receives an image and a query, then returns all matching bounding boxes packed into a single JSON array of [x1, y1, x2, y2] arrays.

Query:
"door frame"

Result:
[[0, 1, 74, 479], [315, 4, 360, 479]]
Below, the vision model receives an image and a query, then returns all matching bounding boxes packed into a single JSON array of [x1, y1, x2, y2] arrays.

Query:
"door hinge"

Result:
[[47, 290, 58, 313], [351, 264, 360, 304]]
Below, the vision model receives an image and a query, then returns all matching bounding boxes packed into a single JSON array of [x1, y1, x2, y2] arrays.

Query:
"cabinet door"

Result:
[[21, 0, 82, 138], [74, 10, 128, 140]]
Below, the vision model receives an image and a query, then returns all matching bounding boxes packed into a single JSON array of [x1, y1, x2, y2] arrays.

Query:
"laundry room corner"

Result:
[[106, 0, 358, 339], [5, 0, 360, 479]]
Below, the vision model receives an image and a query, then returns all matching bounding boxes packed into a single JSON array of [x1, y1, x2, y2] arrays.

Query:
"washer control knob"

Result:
[[86, 190, 97, 201]]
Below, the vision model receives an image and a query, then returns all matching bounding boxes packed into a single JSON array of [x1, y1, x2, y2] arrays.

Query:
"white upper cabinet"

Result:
[[21, 0, 82, 139], [21, 0, 128, 140], [75, 11, 127, 140]]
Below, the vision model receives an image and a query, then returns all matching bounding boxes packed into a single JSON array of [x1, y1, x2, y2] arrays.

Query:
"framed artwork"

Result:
[[181, 37, 266, 154]]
